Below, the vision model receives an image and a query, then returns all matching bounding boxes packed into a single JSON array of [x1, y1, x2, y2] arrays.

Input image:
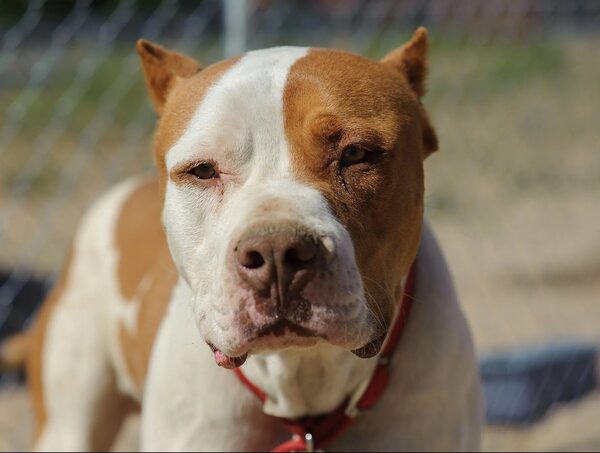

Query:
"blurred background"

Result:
[[1, 0, 599, 450]]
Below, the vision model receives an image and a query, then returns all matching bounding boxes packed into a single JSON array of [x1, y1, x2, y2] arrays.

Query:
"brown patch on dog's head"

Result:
[[136, 40, 240, 199], [283, 28, 437, 325], [137, 39, 202, 114], [382, 27, 438, 158], [381, 27, 429, 98]]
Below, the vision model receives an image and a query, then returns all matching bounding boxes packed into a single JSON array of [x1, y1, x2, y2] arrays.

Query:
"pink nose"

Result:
[[235, 228, 322, 301]]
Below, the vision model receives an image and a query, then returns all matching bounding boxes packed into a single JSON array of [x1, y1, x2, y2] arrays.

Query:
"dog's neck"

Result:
[[241, 342, 379, 419]]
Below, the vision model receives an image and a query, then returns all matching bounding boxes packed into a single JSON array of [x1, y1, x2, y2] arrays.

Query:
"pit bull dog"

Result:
[[13, 27, 484, 451]]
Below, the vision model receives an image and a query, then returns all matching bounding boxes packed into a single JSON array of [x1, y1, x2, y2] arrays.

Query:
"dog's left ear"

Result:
[[382, 27, 438, 158], [136, 39, 202, 115]]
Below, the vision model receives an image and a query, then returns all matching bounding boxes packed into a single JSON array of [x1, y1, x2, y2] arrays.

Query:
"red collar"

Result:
[[234, 265, 416, 452]]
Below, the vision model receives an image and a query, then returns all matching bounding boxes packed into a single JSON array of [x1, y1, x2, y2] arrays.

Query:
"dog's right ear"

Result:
[[381, 28, 438, 158], [136, 39, 202, 115]]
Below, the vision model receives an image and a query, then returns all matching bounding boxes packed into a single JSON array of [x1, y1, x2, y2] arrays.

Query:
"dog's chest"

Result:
[[241, 346, 378, 419]]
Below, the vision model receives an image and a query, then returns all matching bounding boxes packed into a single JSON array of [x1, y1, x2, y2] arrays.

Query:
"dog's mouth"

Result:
[[207, 320, 317, 369], [256, 319, 316, 338], [207, 320, 385, 368]]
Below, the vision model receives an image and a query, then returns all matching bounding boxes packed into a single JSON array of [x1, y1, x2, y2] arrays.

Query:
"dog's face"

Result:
[[138, 28, 438, 368]]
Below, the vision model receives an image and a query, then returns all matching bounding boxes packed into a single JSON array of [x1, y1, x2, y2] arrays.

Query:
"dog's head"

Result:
[[137, 28, 438, 368]]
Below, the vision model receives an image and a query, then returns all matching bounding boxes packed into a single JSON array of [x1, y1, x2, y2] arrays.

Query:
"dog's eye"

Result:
[[340, 145, 367, 166], [189, 162, 217, 179]]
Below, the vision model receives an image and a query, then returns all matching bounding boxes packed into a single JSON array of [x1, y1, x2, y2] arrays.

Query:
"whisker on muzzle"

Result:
[[361, 273, 412, 340], [361, 281, 390, 336]]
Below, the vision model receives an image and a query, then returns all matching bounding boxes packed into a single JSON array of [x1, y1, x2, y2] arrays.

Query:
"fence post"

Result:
[[223, 0, 249, 58]]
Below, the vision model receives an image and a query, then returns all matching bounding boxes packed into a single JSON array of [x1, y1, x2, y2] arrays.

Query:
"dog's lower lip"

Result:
[[351, 334, 386, 359]]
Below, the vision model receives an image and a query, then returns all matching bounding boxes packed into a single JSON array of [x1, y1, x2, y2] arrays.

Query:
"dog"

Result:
[[3, 27, 483, 451]]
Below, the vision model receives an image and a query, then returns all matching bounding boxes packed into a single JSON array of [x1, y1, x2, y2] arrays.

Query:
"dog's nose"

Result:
[[235, 228, 321, 299]]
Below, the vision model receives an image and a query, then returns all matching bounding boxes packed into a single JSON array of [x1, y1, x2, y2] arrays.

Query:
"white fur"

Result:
[[241, 344, 379, 418], [165, 46, 308, 175]]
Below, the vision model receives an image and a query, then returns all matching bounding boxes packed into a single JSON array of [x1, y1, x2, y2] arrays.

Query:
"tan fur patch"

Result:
[[381, 28, 439, 157], [116, 179, 168, 300], [283, 48, 429, 324], [26, 249, 73, 442], [0, 331, 30, 371], [115, 178, 178, 391]]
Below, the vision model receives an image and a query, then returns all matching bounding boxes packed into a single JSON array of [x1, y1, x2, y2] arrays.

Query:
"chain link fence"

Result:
[[1, 0, 599, 450]]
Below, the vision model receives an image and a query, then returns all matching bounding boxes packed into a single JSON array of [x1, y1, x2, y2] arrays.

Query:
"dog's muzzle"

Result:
[[208, 223, 333, 368], [206, 221, 382, 369]]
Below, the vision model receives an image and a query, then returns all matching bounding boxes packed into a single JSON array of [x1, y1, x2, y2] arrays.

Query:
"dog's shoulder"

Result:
[[109, 177, 178, 394]]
